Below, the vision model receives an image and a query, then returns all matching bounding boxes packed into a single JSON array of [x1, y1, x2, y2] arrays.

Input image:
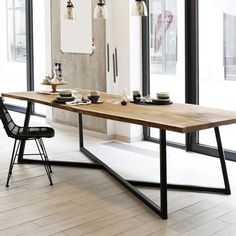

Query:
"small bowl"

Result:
[[59, 90, 72, 97], [156, 92, 170, 99], [88, 95, 100, 103]]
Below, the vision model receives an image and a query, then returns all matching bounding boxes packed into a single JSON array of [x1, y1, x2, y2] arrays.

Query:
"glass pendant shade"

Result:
[[93, 0, 108, 19], [132, 0, 148, 16], [65, 0, 75, 20]]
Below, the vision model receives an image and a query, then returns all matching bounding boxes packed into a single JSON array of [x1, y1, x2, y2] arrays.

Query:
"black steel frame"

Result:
[[16, 101, 231, 219]]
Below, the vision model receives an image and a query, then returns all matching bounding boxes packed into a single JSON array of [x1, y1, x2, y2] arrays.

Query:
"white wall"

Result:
[[106, 0, 143, 142]]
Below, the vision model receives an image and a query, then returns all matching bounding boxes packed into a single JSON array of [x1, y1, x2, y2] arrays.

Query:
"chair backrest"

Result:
[[0, 98, 20, 139]]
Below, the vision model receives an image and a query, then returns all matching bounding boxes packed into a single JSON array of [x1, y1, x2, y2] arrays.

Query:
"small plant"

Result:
[[43, 75, 53, 83]]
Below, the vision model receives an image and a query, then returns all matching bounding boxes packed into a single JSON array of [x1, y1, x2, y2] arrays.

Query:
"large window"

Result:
[[144, 0, 236, 161], [0, 0, 50, 115]]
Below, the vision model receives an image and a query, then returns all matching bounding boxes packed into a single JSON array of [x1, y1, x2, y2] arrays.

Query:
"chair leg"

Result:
[[38, 138, 53, 173], [37, 138, 53, 175], [35, 139, 53, 185], [6, 139, 21, 187]]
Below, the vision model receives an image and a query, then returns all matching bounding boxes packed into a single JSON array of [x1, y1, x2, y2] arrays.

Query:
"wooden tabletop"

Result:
[[2, 91, 236, 133]]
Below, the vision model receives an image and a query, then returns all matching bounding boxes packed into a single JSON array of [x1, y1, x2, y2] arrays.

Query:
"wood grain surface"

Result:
[[2, 90, 236, 133]]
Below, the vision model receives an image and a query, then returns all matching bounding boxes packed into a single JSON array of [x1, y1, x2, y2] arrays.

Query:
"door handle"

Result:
[[112, 53, 116, 83], [115, 47, 118, 77], [107, 43, 110, 72]]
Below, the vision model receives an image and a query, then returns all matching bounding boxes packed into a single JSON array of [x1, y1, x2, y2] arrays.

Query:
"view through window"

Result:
[[0, 0, 27, 106], [0, 0, 50, 114], [199, 0, 236, 152], [224, 13, 236, 80]]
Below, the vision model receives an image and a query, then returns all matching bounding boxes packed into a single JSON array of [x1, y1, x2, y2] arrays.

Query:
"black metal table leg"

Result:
[[214, 127, 231, 194], [16, 109, 102, 169], [160, 129, 168, 219], [78, 115, 167, 219], [17, 101, 32, 163], [78, 113, 84, 148]]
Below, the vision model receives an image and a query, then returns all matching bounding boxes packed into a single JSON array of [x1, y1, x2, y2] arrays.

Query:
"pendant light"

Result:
[[132, 0, 148, 16], [93, 0, 108, 19], [65, 0, 75, 20]]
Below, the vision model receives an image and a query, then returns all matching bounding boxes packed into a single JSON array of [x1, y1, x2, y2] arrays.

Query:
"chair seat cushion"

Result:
[[18, 126, 55, 139]]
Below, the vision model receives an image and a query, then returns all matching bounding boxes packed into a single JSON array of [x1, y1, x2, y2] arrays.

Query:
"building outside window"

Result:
[[148, 0, 185, 144], [7, 0, 26, 62], [224, 13, 236, 80], [150, 0, 177, 74]]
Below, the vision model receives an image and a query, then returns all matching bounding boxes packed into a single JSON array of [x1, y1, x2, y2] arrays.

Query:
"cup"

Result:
[[90, 90, 99, 96], [88, 95, 100, 103], [133, 90, 141, 103]]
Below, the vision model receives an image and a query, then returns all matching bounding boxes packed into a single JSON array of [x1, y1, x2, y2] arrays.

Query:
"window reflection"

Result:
[[150, 0, 177, 74]]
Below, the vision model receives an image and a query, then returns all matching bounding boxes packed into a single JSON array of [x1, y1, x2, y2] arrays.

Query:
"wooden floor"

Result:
[[0, 114, 236, 235]]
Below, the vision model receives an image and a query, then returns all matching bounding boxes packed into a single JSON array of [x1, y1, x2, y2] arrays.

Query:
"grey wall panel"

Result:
[[51, 0, 106, 133]]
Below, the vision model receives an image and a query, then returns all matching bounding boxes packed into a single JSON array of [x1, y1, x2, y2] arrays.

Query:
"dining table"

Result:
[[2, 89, 236, 219]]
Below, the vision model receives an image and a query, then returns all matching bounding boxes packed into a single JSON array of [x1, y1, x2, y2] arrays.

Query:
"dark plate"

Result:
[[52, 99, 66, 104], [145, 100, 173, 105], [130, 100, 173, 105], [56, 96, 75, 102], [91, 100, 103, 104]]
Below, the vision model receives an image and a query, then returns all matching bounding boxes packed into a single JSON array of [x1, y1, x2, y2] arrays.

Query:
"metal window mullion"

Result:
[[185, 0, 199, 151], [25, 0, 34, 92], [142, 0, 150, 140]]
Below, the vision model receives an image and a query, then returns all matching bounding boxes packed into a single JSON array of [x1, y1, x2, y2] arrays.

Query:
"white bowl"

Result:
[[156, 92, 170, 98]]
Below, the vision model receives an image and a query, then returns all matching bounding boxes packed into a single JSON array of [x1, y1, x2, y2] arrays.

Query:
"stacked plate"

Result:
[[151, 92, 172, 105], [54, 90, 75, 103]]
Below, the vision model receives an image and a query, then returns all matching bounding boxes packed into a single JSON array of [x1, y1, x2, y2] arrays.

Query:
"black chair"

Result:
[[0, 97, 54, 187]]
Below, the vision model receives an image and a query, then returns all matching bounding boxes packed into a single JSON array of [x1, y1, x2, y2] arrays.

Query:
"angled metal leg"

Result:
[[18, 101, 32, 163], [214, 127, 231, 194], [128, 127, 231, 196], [17, 113, 103, 169], [79, 116, 168, 219]]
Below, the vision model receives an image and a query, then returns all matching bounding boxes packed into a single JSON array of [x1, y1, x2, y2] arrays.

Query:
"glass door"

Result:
[[147, 0, 185, 144], [198, 0, 236, 159], [0, 0, 27, 107]]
